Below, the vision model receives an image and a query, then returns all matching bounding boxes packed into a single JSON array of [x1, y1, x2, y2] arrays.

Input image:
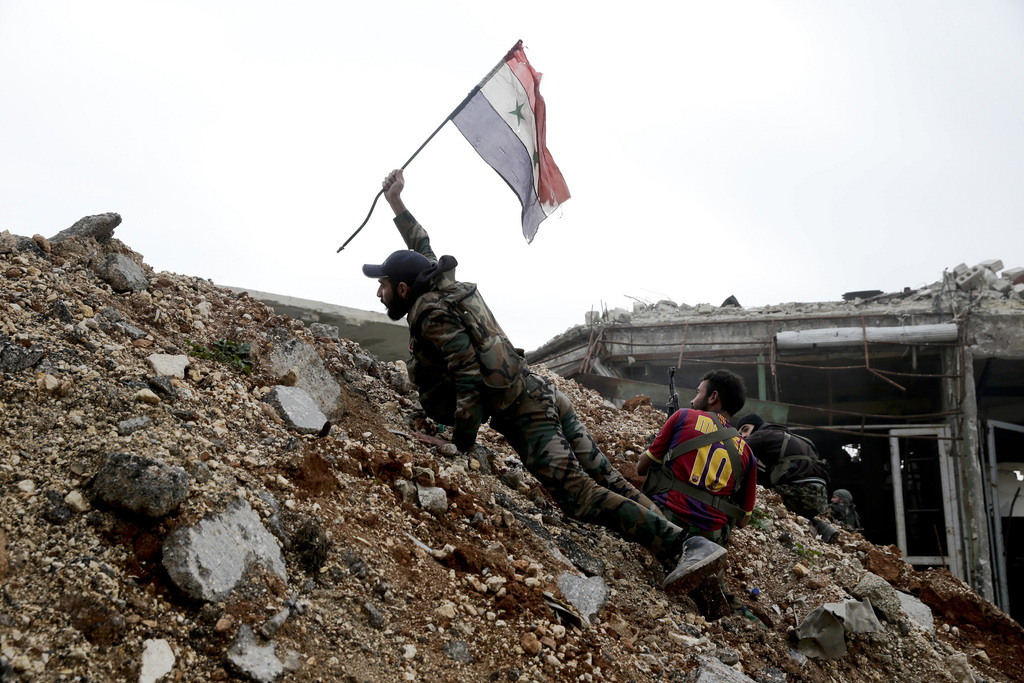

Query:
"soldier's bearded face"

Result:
[[691, 380, 711, 411], [378, 278, 413, 321]]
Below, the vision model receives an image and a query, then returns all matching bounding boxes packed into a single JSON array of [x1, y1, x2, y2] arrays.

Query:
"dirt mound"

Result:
[[1, 224, 1022, 681]]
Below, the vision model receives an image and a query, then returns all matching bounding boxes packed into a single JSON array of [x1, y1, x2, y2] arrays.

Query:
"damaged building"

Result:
[[528, 260, 1024, 624]]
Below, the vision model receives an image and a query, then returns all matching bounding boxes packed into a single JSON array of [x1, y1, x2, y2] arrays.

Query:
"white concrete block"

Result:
[[955, 265, 986, 290], [1001, 266, 1024, 281], [978, 258, 1004, 272]]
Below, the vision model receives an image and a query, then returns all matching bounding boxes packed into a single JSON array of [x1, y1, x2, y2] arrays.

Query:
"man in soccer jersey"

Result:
[[637, 370, 758, 594]]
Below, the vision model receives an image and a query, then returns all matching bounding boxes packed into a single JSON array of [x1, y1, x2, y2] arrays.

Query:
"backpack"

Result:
[[762, 424, 828, 487]]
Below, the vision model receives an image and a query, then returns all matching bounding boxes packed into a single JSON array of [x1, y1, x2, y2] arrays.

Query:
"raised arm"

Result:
[[382, 169, 437, 262], [383, 169, 408, 216]]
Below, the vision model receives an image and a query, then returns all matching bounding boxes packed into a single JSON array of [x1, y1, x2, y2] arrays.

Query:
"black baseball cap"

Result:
[[362, 250, 431, 286], [736, 413, 765, 431]]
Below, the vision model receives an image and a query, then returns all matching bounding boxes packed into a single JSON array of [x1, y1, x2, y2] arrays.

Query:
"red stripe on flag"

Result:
[[504, 44, 570, 211]]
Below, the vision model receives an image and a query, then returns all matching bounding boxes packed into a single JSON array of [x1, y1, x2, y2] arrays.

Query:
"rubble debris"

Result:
[[0, 226, 1022, 681]]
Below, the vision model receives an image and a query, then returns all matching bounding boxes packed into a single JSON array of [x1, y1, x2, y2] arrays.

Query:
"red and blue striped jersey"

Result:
[[647, 409, 758, 532]]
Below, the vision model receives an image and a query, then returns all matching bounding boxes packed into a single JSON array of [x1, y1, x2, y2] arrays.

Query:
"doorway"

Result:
[[888, 428, 964, 579], [985, 420, 1024, 622]]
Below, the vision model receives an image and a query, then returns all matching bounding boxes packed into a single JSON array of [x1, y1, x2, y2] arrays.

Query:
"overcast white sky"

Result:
[[2, 1, 1023, 350]]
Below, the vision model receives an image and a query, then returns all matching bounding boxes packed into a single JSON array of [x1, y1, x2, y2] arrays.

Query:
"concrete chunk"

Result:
[[264, 386, 329, 434], [50, 212, 122, 244], [139, 639, 175, 683], [147, 353, 190, 378], [1000, 266, 1024, 281], [265, 338, 344, 420], [225, 625, 283, 683], [681, 655, 759, 682], [93, 253, 149, 292], [557, 573, 608, 625], [308, 322, 339, 340], [416, 485, 448, 516], [162, 498, 287, 602], [896, 591, 935, 634], [851, 572, 903, 622], [954, 265, 986, 291]]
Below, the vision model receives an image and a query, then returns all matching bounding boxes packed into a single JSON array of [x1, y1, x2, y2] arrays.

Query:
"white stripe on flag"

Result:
[[479, 64, 540, 199]]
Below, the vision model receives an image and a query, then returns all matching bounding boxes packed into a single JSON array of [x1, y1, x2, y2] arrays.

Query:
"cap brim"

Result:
[[362, 263, 386, 278]]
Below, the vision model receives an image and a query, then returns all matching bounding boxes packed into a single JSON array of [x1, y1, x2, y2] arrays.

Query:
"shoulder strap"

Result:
[[665, 423, 745, 497], [770, 430, 822, 485], [666, 427, 739, 462]]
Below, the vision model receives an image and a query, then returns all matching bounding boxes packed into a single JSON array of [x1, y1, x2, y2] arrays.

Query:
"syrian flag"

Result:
[[451, 41, 570, 243]]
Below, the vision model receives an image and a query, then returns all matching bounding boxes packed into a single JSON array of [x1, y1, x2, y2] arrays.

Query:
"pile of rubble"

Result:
[[2, 214, 1023, 682], [582, 259, 1024, 328]]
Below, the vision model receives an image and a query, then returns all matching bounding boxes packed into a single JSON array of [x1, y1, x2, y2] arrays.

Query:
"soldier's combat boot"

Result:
[[664, 536, 728, 596], [811, 518, 839, 544]]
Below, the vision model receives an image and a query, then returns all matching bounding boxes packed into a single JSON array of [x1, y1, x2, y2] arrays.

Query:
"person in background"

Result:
[[830, 488, 861, 529], [735, 414, 839, 542]]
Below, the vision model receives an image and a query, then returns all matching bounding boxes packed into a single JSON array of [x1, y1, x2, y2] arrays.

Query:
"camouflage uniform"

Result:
[[489, 374, 684, 559], [774, 483, 829, 520], [394, 211, 685, 562]]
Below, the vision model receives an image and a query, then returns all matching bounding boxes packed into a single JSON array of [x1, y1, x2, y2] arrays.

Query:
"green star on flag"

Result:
[[508, 101, 526, 124]]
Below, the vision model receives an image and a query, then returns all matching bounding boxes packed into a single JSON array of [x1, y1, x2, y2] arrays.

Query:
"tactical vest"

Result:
[[406, 281, 526, 424]]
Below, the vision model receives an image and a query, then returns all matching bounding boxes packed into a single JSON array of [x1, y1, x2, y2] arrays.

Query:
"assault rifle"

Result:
[[666, 366, 680, 415]]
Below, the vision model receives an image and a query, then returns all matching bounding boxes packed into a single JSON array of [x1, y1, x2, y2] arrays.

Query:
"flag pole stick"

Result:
[[336, 41, 523, 253]]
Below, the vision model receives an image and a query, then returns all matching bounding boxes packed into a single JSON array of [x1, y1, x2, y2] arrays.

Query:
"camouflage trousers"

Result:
[[775, 482, 829, 520], [490, 375, 685, 562]]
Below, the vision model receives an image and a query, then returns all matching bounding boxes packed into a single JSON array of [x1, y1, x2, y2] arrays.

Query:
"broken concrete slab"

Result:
[[263, 386, 329, 435], [851, 572, 903, 622], [162, 498, 287, 602]]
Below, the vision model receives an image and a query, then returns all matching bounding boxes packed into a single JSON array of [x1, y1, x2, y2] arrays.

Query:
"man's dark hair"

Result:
[[701, 369, 746, 416]]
